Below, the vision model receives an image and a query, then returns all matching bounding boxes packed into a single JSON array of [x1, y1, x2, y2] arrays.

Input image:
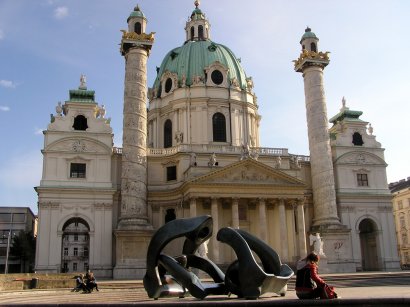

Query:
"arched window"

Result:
[[198, 25, 204, 40], [352, 132, 364, 146], [310, 42, 317, 52], [164, 119, 172, 148], [134, 22, 142, 34], [73, 115, 88, 131], [212, 112, 226, 142], [190, 26, 195, 40]]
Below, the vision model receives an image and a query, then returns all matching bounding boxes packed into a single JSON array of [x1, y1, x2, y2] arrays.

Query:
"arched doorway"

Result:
[[359, 218, 380, 271], [61, 217, 90, 273]]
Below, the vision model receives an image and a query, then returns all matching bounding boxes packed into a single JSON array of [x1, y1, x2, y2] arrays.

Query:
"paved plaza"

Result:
[[0, 273, 409, 306]]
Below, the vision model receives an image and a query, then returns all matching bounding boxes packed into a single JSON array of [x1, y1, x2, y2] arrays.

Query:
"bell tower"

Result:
[[114, 4, 155, 279]]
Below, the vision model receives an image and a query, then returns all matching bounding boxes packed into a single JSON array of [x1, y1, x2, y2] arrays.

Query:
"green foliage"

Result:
[[9, 231, 36, 273]]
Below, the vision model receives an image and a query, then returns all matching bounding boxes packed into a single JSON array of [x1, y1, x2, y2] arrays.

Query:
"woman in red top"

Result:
[[295, 252, 337, 299]]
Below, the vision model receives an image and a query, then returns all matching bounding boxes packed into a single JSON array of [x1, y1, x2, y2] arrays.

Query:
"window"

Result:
[[0, 214, 11, 223], [165, 209, 176, 224], [211, 70, 223, 85], [73, 248, 78, 256], [12, 213, 25, 222], [310, 42, 317, 52], [238, 204, 247, 221], [198, 25, 204, 40], [212, 112, 226, 142], [73, 115, 88, 131], [134, 22, 141, 34], [352, 132, 364, 146], [166, 166, 177, 181], [64, 248, 68, 256], [164, 78, 172, 93], [83, 247, 89, 257], [70, 163, 86, 178], [164, 119, 172, 148], [73, 262, 77, 271], [190, 26, 194, 40], [84, 262, 89, 271], [357, 173, 368, 186], [74, 234, 78, 241], [63, 262, 68, 272]]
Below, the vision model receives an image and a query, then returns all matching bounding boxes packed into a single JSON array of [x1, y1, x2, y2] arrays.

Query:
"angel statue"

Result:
[[309, 233, 325, 257]]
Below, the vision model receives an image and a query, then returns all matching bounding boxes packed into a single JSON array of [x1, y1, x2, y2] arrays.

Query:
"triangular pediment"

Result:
[[188, 159, 306, 187]]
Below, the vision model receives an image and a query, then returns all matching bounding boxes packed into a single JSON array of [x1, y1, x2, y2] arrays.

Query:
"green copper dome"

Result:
[[300, 27, 318, 43], [153, 40, 248, 91], [127, 5, 146, 22]]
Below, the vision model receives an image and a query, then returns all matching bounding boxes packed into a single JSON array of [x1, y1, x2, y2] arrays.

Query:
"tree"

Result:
[[9, 231, 36, 273]]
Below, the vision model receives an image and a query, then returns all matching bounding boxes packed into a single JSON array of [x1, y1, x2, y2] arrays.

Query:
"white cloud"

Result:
[[0, 79, 16, 88], [34, 127, 44, 135], [0, 106, 10, 112], [54, 6, 69, 19]]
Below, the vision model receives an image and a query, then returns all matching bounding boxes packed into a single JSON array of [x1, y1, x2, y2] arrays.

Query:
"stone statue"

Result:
[[56, 101, 63, 116], [80, 74, 87, 89], [309, 233, 325, 257], [181, 74, 186, 87], [240, 144, 250, 160], [190, 152, 197, 166], [208, 152, 217, 167], [368, 123, 373, 135], [99, 104, 106, 118], [275, 156, 282, 169]]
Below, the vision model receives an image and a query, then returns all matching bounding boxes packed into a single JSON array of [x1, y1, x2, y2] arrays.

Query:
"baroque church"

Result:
[[34, 2, 400, 279]]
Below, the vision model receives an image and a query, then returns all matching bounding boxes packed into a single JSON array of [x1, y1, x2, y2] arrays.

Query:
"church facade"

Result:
[[34, 3, 399, 279]]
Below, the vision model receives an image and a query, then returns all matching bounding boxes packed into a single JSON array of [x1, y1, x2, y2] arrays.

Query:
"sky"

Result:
[[0, 0, 409, 215]]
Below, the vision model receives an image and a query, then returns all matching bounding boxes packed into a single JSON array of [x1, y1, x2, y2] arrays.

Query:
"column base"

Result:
[[117, 217, 153, 231], [113, 229, 154, 279], [309, 224, 356, 273]]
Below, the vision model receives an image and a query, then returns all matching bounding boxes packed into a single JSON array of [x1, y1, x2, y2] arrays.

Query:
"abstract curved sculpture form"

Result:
[[143, 216, 293, 300], [217, 227, 294, 299], [143, 215, 226, 299]]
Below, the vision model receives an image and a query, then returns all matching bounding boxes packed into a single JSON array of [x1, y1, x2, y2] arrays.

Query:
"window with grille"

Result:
[[357, 173, 368, 186], [70, 163, 86, 178]]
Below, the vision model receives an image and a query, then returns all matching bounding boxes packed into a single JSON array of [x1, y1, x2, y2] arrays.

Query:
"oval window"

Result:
[[211, 70, 223, 85], [164, 78, 173, 93]]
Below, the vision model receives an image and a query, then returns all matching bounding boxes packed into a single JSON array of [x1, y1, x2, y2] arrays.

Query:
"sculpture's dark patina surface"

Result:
[[143, 216, 293, 300]]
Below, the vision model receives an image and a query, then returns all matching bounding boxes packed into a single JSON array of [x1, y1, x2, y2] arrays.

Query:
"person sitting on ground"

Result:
[[295, 252, 337, 299], [86, 271, 99, 292], [72, 274, 90, 293]]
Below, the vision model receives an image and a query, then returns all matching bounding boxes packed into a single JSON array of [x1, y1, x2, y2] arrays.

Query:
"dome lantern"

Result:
[[300, 27, 319, 52], [185, 0, 211, 42], [127, 4, 147, 35]]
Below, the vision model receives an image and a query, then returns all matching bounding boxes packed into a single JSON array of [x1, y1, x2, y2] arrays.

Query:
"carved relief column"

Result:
[[259, 198, 267, 242], [278, 199, 289, 260], [231, 197, 239, 229], [118, 30, 154, 230], [296, 198, 307, 257], [294, 34, 340, 227], [211, 197, 220, 262], [190, 198, 197, 217]]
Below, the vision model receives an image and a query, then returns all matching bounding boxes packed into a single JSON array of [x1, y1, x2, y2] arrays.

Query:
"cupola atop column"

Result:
[[185, 0, 211, 41], [300, 27, 319, 52], [127, 5, 147, 34], [294, 27, 329, 73]]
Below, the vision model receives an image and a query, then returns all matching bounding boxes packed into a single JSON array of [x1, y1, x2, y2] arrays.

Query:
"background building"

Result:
[[0, 207, 37, 273], [34, 3, 400, 278], [390, 177, 410, 269]]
